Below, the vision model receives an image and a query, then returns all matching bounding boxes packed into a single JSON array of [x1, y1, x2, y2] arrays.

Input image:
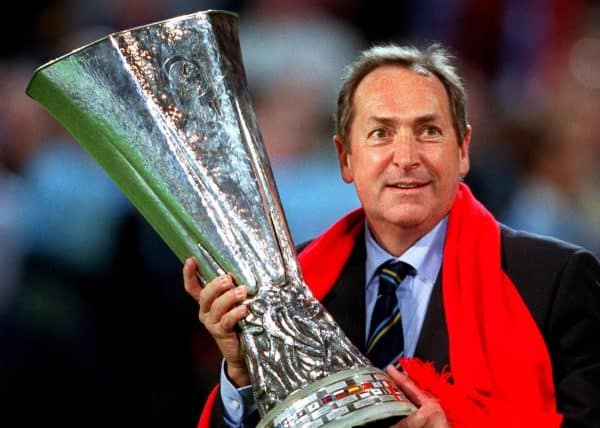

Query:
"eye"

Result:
[[369, 128, 390, 139], [420, 125, 442, 138]]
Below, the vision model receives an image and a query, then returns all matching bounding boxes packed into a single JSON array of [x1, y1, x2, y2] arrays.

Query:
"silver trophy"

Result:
[[25, 10, 416, 427]]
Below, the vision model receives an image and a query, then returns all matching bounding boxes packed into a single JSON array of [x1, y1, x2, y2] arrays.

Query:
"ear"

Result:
[[334, 135, 354, 183], [458, 125, 471, 179]]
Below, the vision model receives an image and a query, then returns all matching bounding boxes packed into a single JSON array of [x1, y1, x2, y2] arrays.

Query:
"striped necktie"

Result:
[[366, 260, 414, 369]]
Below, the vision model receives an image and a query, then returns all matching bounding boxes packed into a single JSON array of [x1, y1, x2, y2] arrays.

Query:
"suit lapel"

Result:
[[322, 230, 367, 353], [414, 271, 450, 372]]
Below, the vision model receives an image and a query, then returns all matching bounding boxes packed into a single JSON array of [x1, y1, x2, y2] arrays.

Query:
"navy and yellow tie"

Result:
[[366, 260, 414, 369]]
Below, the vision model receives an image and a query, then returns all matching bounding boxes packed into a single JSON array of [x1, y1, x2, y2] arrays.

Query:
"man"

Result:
[[183, 43, 600, 427]]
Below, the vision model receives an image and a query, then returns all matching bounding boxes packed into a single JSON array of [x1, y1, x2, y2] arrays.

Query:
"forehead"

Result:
[[352, 65, 451, 117]]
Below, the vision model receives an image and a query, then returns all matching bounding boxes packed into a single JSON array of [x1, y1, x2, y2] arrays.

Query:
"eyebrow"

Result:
[[367, 114, 440, 126], [366, 116, 396, 127], [413, 114, 440, 126]]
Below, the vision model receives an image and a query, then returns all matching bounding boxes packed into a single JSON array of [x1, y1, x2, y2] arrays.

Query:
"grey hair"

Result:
[[335, 43, 468, 150]]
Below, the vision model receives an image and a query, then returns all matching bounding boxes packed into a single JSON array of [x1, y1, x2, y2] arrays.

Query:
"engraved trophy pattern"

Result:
[[26, 10, 416, 427]]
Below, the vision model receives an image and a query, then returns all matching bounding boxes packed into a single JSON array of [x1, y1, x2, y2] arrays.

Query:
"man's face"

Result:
[[335, 65, 470, 241]]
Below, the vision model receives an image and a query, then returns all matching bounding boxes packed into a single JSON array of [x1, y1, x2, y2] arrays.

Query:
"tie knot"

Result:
[[378, 260, 414, 290]]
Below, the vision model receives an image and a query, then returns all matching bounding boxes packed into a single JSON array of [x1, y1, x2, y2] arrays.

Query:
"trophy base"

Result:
[[257, 366, 417, 428]]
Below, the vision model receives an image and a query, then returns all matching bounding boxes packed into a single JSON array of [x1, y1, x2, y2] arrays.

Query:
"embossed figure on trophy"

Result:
[[163, 54, 220, 152], [241, 277, 372, 414]]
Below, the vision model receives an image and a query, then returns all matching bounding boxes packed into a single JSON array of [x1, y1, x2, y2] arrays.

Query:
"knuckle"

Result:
[[221, 312, 238, 332], [197, 295, 208, 311], [214, 274, 231, 287], [183, 276, 193, 292], [198, 314, 212, 330]]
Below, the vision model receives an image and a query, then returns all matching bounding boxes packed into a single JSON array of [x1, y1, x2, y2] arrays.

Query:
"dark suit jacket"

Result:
[[323, 224, 600, 428], [211, 224, 600, 427]]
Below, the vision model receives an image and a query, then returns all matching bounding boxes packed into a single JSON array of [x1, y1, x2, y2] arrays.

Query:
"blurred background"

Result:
[[1, 0, 598, 426]]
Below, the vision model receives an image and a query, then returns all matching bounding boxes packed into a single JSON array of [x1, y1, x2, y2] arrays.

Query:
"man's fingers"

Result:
[[393, 400, 449, 428], [394, 410, 446, 428], [183, 257, 203, 299], [386, 365, 428, 407], [387, 365, 450, 428], [395, 412, 424, 428], [197, 274, 233, 311], [207, 284, 248, 326], [183, 259, 249, 334], [181, 257, 250, 385], [221, 304, 249, 331]]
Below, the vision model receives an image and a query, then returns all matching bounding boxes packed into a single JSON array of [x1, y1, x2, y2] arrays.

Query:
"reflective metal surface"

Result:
[[26, 10, 416, 425]]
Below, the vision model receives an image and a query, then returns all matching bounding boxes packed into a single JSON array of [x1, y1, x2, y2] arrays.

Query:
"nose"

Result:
[[391, 132, 419, 170]]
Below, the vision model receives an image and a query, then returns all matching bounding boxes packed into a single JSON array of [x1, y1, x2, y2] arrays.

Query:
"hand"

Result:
[[386, 365, 450, 428], [183, 257, 250, 387]]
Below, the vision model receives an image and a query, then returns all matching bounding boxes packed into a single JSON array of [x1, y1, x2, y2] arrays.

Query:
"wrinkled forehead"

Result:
[[352, 65, 449, 110]]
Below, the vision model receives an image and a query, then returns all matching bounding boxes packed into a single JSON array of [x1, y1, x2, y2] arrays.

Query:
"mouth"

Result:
[[387, 181, 430, 190]]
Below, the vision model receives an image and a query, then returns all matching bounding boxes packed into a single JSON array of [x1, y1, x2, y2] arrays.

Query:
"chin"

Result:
[[385, 212, 429, 230]]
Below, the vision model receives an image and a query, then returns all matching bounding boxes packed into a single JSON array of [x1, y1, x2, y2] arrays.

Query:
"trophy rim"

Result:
[[257, 366, 416, 427], [25, 9, 239, 96]]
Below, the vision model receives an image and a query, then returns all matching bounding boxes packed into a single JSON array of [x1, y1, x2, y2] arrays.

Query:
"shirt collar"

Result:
[[365, 216, 448, 287]]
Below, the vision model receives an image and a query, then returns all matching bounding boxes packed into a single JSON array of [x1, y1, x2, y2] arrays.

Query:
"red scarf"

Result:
[[198, 184, 563, 427]]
